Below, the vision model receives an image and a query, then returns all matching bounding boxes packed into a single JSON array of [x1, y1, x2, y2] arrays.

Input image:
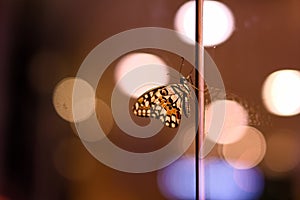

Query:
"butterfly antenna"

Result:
[[185, 65, 195, 88], [190, 83, 202, 91], [166, 72, 179, 80], [188, 66, 194, 76], [179, 57, 185, 74], [188, 76, 206, 93]]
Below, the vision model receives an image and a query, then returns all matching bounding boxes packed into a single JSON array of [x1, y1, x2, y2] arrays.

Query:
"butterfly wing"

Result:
[[169, 83, 191, 118], [153, 86, 182, 128], [132, 86, 164, 117], [132, 85, 183, 128]]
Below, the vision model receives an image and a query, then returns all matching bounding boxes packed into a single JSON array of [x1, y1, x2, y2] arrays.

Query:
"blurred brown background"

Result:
[[1, 0, 300, 199]]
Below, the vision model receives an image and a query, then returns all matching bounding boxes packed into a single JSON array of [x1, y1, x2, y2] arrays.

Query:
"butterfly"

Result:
[[132, 57, 193, 128], [132, 57, 271, 129]]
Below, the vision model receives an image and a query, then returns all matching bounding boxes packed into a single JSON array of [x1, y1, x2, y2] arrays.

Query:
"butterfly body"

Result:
[[133, 77, 191, 128]]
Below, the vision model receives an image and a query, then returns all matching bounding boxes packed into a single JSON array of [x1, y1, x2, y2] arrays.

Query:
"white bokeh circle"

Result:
[[174, 0, 235, 46], [114, 53, 169, 98], [262, 69, 300, 116]]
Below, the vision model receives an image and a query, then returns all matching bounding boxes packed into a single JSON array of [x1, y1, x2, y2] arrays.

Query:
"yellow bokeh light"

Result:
[[95, 99, 114, 135], [53, 77, 95, 122], [222, 126, 266, 169], [262, 69, 300, 116], [205, 100, 249, 144], [70, 98, 114, 141], [264, 130, 300, 174]]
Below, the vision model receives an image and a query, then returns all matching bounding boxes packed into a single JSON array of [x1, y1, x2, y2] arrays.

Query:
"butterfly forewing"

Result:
[[132, 80, 191, 128], [133, 86, 163, 117]]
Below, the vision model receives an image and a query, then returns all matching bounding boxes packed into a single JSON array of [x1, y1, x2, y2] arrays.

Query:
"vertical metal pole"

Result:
[[195, 0, 204, 200]]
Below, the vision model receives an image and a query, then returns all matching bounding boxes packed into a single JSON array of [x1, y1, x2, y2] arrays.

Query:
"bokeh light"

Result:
[[157, 157, 195, 200], [174, 0, 235, 46], [70, 98, 114, 141], [114, 53, 169, 98], [205, 100, 249, 144], [203, 0, 235, 47], [262, 69, 300, 116], [233, 167, 264, 194], [53, 77, 95, 122], [205, 159, 264, 200], [264, 130, 300, 175], [95, 99, 114, 135], [222, 126, 266, 169], [174, 1, 195, 44], [157, 157, 264, 200]]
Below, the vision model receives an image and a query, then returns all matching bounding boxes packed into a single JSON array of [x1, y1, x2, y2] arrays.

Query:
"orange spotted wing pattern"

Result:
[[133, 77, 191, 128]]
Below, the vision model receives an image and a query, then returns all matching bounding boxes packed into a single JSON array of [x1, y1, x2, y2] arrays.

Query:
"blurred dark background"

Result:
[[1, 0, 300, 199]]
